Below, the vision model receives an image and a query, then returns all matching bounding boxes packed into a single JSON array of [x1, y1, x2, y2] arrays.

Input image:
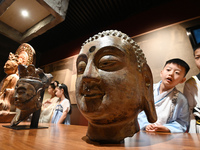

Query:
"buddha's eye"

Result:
[[98, 55, 124, 71], [77, 61, 87, 74], [16, 88, 26, 95]]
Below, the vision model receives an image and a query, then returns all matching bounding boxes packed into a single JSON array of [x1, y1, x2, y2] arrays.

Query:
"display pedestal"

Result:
[[3, 109, 48, 130], [2, 91, 48, 130], [0, 111, 16, 123], [3, 124, 48, 130]]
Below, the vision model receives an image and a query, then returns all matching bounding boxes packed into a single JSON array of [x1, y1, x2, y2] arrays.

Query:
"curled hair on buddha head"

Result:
[[58, 83, 72, 114], [50, 80, 59, 89], [81, 30, 147, 72]]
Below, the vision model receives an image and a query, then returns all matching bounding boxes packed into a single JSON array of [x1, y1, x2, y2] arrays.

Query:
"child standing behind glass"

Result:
[[51, 83, 71, 124]]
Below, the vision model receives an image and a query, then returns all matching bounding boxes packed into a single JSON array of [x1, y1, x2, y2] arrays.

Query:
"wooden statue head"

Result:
[[4, 53, 18, 75], [75, 30, 157, 143], [10, 65, 52, 126]]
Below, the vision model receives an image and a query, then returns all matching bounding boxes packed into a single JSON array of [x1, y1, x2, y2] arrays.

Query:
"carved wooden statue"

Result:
[[0, 43, 35, 113], [10, 65, 53, 127], [15, 43, 36, 66], [0, 53, 18, 112], [75, 30, 157, 143]]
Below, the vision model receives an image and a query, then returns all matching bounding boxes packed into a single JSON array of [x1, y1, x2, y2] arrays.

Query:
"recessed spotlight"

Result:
[[186, 31, 191, 36], [21, 10, 29, 17]]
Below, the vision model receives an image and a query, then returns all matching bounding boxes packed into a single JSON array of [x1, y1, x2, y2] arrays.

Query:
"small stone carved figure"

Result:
[[76, 30, 157, 143], [10, 65, 53, 127], [0, 53, 18, 111]]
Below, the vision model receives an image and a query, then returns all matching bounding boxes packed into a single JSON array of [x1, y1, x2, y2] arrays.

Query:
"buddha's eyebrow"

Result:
[[76, 54, 88, 64], [16, 87, 26, 92], [95, 46, 126, 57]]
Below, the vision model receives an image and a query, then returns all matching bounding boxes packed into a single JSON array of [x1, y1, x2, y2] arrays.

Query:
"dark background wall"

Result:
[[39, 0, 200, 67]]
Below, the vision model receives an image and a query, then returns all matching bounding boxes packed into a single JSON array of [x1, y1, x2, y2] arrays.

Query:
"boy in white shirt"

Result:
[[138, 58, 190, 133]]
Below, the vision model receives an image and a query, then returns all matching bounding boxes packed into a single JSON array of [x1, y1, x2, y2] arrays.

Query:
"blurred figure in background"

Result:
[[184, 43, 200, 133], [39, 81, 59, 123], [51, 83, 71, 124]]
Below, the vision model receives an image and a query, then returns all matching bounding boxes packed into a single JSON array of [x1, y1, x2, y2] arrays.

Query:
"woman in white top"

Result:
[[39, 81, 59, 123], [51, 83, 71, 124]]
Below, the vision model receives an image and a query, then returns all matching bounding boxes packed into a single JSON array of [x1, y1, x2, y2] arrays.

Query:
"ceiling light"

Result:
[[21, 10, 29, 17], [0, 0, 69, 43]]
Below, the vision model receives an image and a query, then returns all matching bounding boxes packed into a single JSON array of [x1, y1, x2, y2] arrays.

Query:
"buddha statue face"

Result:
[[4, 60, 18, 75], [14, 79, 42, 110], [10, 64, 52, 127], [76, 36, 142, 123], [75, 30, 156, 143]]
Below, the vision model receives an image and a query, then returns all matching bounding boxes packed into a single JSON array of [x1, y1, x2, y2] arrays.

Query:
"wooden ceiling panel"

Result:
[[0, 0, 50, 33]]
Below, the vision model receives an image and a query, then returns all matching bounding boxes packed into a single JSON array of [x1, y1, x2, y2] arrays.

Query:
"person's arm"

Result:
[[137, 111, 151, 130], [163, 96, 189, 133], [183, 80, 197, 115], [183, 79, 199, 133], [57, 100, 70, 124], [57, 109, 68, 124], [151, 125, 170, 132]]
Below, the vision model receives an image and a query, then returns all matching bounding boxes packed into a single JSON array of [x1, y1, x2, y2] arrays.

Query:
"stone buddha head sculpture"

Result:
[[10, 65, 52, 127], [75, 30, 157, 143]]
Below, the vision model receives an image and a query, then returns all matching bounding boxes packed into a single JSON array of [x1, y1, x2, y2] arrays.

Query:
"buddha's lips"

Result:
[[81, 84, 105, 100], [82, 89, 105, 99]]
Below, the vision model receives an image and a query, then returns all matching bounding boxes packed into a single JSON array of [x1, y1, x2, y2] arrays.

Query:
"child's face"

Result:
[[55, 87, 64, 98], [160, 63, 186, 89], [47, 85, 54, 95], [194, 48, 200, 70]]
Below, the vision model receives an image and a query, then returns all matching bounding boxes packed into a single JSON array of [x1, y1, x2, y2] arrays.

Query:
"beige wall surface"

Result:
[[41, 18, 200, 104], [41, 55, 78, 104], [134, 18, 200, 92]]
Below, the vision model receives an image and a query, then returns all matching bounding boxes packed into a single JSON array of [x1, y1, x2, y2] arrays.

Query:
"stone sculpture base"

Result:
[[0, 111, 16, 123], [3, 125, 48, 130], [2, 108, 48, 130]]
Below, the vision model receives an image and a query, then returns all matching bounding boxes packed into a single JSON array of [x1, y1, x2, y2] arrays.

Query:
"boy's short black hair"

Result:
[[194, 43, 200, 52], [164, 58, 190, 76]]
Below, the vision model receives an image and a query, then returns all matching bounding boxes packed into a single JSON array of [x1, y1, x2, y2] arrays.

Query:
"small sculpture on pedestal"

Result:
[[9, 64, 52, 128], [0, 43, 36, 122], [75, 30, 157, 143], [0, 53, 18, 112]]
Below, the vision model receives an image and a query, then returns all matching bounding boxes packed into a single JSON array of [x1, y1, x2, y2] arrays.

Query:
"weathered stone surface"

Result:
[[10, 64, 53, 127], [75, 30, 157, 143]]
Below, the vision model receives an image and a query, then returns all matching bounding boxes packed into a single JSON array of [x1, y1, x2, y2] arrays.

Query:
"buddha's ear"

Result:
[[141, 63, 157, 123]]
